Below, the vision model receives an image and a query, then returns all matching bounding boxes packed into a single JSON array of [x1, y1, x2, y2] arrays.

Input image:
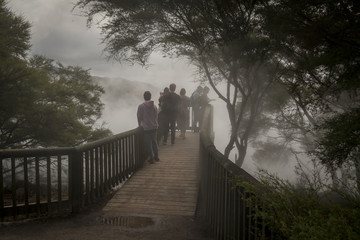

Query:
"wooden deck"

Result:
[[102, 132, 200, 216]]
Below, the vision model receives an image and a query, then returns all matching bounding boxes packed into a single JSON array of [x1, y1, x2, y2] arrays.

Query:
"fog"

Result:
[[96, 75, 300, 182], [8, 0, 300, 182]]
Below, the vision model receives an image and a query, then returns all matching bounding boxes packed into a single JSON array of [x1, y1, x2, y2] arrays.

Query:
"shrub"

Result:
[[241, 170, 360, 240]]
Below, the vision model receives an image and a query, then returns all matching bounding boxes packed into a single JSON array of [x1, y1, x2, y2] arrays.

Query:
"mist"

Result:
[[8, 0, 302, 182], [95, 74, 301, 182]]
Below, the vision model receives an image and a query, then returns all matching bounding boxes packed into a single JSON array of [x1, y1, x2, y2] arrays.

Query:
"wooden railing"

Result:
[[1, 104, 270, 239], [196, 105, 270, 240], [0, 128, 145, 221]]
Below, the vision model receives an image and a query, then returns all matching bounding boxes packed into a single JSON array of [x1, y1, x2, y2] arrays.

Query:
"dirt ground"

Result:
[[0, 205, 214, 240]]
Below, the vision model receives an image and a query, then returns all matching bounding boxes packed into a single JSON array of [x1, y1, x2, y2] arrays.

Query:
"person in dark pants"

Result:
[[157, 87, 170, 144], [162, 83, 180, 145], [198, 86, 212, 128], [137, 91, 159, 163], [177, 88, 191, 139]]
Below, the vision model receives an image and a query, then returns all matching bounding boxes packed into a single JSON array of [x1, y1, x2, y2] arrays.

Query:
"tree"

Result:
[[259, 0, 360, 188], [0, 0, 30, 59], [314, 109, 360, 191], [76, 0, 281, 166], [0, 1, 111, 149]]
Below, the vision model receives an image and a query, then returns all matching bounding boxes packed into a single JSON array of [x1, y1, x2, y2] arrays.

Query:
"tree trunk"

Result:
[[235, 145, 247, 167], [224, 132, 236, 158]]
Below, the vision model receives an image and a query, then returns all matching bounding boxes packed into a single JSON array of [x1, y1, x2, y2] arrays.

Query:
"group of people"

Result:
[[137, 83, 211, 163]]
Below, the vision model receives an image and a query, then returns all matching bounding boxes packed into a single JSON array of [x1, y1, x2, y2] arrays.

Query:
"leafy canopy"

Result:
[[0, 1, 111, 148]]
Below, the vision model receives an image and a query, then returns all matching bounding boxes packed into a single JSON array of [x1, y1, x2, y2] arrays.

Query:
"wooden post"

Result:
[[0, 157, 4, 221], [69, 148, 83, 213]]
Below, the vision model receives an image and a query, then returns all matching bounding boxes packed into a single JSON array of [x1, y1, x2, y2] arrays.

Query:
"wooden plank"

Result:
[[102, 132, 200, 216]]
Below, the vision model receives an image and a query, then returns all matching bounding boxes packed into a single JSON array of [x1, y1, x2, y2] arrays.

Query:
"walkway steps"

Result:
[[102, 132, 200, 216]]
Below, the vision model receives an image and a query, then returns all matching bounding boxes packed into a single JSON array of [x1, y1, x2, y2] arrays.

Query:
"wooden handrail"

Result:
[[196, 104, 270, 239], [0, 147, 75, 158], [0, 127, 145, 221]]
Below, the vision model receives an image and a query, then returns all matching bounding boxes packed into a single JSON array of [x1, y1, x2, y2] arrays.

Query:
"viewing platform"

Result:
[[1, 105, 267, 240]]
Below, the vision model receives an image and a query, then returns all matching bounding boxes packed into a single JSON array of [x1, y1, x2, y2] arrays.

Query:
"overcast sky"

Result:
[[7, 0, 198, 88], [7, 0, 299, 180], [7, 0, 204, 131]]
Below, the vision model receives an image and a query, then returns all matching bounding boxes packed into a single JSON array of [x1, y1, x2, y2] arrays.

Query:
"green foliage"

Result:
[[256, 0, 360, 181], [242, 171, 360, 240], [314, 108, 360, 168], [0, 55, 110, 148], [260, 0, 360, 112], [0, 1, 111, 149], [0, 0, 31, 59]]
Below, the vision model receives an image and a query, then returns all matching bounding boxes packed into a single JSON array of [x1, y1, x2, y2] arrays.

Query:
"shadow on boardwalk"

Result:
[[0, 207, 213, 240], [0, 132, 213, 240]]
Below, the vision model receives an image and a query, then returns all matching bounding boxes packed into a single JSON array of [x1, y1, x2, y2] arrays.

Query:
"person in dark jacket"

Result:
[[199, 86, 212, 128], [190, 85, 203, 132], [177, 88, 191, 139], [137, 91, 159, 163], [161, 83, 180, 145], [157, 87, 170, 144]]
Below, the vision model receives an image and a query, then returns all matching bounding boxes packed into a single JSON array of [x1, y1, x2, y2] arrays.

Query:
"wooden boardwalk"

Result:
[[102, 132, 200, 216]]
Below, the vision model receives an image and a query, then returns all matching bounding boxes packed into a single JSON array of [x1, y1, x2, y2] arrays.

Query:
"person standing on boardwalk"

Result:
[[177, 88, 191, 139], [190, 86, 203, 132], [199, 86, 212, 128], [157, 87, 170, 144], [162, 83, 180, 145], [137, 91, 159, 163]]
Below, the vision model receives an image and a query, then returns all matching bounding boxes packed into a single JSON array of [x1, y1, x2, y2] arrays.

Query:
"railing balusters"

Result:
[[118, 139, 122, 182], [104, 144, 108, 192], [35, 156, 40, 216], [24, 157, 29, 218], [115, 140, 119, 185], [95, 147, 99, 198], [121, 138, 125, 182], [135, 132, 140, 170], [99, 145, 104, 196], [197, 105, 269, 240], [57, 155, 62, 212], [107, 143, 112, 190], [111, 141, 115, 187], [11, 157, 16, 220], [90, 148, 94, 202], [130, 135, 135, 173], [125, 137, 129, 177], [46, 156, 51, 214], [85, 151, 90, 205]]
